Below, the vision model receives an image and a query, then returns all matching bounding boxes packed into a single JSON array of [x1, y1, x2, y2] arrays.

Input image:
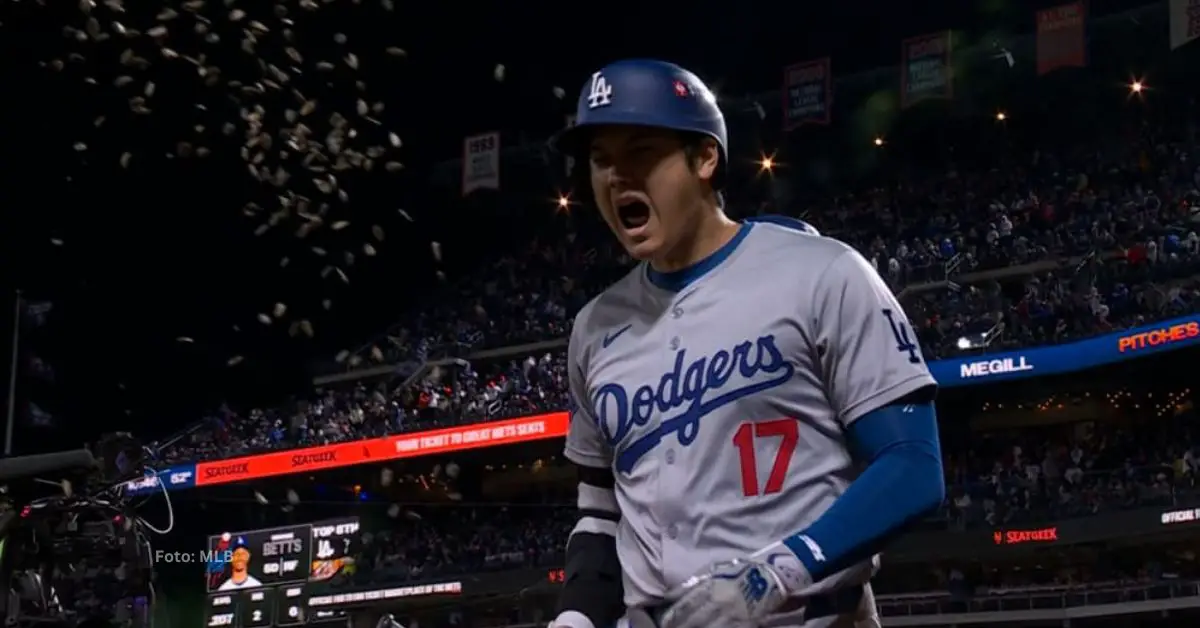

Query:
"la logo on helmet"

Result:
[[587, 72, 613, 109]]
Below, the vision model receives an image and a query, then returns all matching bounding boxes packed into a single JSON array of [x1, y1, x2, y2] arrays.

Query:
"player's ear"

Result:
[[689, 136, 720, 183]]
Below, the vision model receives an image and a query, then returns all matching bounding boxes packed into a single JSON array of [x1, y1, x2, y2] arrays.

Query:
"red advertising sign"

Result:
[[992, 526, 1060, 545], [194, 412, 569, 486], [1117, 321, 1199, 353], [782, 58, 832, 129], [900, 32, 952, 108], [1036, 2, 1087, 76]]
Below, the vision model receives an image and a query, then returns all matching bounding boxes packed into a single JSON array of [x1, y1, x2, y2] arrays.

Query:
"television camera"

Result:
[[0, 438, 179, 627]]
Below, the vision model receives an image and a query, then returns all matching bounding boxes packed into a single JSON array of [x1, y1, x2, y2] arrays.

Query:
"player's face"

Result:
[[588, 126, 718, 266], [232, 547, 250, 571]]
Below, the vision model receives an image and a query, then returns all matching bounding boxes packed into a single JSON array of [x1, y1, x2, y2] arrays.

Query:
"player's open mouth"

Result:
[[617, 201, 651, 230]]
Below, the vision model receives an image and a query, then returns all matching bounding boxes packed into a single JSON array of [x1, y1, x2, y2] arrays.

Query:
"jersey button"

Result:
[[666, 449, 676, 464], [667, 524, 679, 539], [671, 307, 684, 319], [669, 337, 680, 350]]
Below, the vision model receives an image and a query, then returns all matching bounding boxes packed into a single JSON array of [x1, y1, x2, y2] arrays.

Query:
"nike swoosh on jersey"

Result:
[[603, 324, 633, 348]]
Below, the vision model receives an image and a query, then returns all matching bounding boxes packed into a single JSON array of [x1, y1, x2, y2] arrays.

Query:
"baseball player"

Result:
[[549, 60, 945, 628], [217, 536, 263, 591]]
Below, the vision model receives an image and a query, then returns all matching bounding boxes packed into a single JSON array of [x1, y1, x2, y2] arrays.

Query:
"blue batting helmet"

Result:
[[555, 59, 728, 184]]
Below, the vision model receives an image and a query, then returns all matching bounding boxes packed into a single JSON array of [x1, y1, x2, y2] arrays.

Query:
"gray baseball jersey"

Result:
[[564, 221, 936, 624]]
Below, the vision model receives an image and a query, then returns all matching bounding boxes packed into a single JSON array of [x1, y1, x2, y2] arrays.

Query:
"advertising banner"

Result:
[[900, 32, 952, 108], [782, 58, 832, 129], [193, 412, 568, 486], [930, 314, 1200, 387], [1036, 2, 1087, 75], [888, 505, 1200, 561], [307, 581, 462, 609]]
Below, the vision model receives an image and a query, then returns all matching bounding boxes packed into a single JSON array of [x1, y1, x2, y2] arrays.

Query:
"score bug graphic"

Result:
[[204, 518, 360, 627], [309, 519, 359, 581], [207, 525, 309, 592]]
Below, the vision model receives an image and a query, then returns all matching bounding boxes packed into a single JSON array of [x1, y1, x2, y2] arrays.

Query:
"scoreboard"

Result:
[[203, 518, 360, 628]]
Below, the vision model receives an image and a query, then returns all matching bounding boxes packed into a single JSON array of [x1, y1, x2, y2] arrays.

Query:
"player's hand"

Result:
[[547, 610, 598, 628], [548, 618, 633, 628], [657, 558, 791, 628]]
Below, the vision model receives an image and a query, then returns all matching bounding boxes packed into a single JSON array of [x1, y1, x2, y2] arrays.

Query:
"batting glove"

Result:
[[657, 558, 792, 628], [548, 611, 593, 628], [548, 612, 636, 628]]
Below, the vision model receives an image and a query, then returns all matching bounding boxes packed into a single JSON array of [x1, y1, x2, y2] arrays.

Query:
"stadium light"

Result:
[[956, 331, 995, 351]]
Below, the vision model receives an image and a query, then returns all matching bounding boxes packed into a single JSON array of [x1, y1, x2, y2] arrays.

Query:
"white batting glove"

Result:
[[657, 558, 792, 628], [548, 611, 634, 628], [548, 611, 595, 628]]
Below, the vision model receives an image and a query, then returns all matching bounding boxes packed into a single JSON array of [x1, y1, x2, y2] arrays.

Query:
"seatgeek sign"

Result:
[[126, 314, 1200, 495], [124, 413, 569, 495]]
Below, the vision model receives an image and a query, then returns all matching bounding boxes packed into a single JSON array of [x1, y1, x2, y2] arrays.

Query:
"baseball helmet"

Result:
[[555, 59, 728, 186]]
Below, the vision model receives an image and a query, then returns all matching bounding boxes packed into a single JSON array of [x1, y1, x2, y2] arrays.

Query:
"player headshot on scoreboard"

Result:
[[219, 536, 264, 591]]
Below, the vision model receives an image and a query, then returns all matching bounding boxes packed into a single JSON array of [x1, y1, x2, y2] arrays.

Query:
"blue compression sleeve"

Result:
[[782, 402, 944, 581]]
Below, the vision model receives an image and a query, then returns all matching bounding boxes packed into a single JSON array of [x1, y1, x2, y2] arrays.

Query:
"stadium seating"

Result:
[[154, 128, 1200, 536]]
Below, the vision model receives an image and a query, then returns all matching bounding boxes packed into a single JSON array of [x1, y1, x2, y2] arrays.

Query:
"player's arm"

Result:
[[554, 323, 624, 628], [759, 247, 944, 591]]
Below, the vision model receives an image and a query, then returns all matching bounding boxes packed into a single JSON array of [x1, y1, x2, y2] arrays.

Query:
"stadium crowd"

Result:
[[938, 407, 1199, 529], [155, 124, 1200, 465], [351, 505, 575, 585]]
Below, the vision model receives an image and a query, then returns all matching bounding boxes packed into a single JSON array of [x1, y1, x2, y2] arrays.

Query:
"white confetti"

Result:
[[37, 0, 437, 370]]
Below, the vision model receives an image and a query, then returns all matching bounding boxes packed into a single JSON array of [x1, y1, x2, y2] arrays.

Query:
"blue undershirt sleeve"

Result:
[[782, 402, 945, 581]]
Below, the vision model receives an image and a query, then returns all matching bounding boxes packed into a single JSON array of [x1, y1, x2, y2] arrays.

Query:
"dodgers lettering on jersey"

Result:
[[594, 336, 795, 474], [564, 222, 936, 614]]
